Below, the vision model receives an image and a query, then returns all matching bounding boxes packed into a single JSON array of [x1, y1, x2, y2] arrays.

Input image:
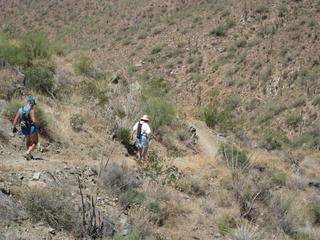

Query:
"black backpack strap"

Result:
[[137, 122, 142, 139]]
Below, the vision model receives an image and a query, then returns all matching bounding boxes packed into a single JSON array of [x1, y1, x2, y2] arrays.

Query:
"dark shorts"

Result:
[[21, 126, 37, 135]]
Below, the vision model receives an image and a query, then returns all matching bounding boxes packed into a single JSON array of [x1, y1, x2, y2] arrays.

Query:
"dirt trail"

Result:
[[173, 119, 225, 173], [189, 119, 223, 158]]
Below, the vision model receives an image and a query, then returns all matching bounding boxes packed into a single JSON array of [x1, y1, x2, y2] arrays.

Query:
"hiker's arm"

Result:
[[12, 112, 19, 128], [30, 109, 40, 127], [149, 132, 158, 141], [131, 130, 136, 140]]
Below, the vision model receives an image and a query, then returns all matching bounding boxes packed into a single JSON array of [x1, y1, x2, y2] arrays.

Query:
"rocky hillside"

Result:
[[1, 0, 320, 239]]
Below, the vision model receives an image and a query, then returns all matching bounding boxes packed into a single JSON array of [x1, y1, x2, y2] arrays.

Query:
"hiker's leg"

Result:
[[138, 147, 143, 160], [142, 146, 149, 159], [27, 132, 38, 153], [26, 135, 32, 150]]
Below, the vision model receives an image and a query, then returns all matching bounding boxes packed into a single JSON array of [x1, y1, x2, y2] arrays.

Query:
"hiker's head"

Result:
[[27, 98, 36, 107], [140, 115, 150, 122]]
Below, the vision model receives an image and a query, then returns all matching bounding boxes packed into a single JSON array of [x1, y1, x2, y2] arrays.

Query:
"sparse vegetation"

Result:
[[210, 18, 235, 36], [75, 55, 93, 76], [24, 65, 54, 93], [70, 113, 85, 131], [1, 1, 320, 239], [219, 143, 251, 170]]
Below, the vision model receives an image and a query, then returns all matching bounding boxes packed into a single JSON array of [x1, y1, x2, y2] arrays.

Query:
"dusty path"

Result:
[[189, 119, 223, 158], [173, 118, 225, 173]]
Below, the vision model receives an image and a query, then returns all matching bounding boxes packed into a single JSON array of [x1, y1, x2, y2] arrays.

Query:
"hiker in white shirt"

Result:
[[131, 115, 152, 160]]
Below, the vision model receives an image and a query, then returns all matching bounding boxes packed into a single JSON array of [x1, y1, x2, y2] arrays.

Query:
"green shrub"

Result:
[[224, 96, 241, 110], [70, 113, 85, 131], [262, 129, 289, 150], [309, 204, 320, 225], [34, 104, 49, 128], [292, 123, 320, 148], [235, 39, 247, 48], [267, 168, 287, 187], [3, 100, 24, 121], [290, 98, 305, 108], [312, 96, 320, 105], [255, 4, 269, 14], [186, 55, 203, 73], [259, 104, 287, 123], [117, 128, 131, 143], [245, 98, 261, 112], [144, 97, 175, 133], [75, 55, 93, 75], [24, 65, 54, 93], [211, 24, 228, 36], [285, 113, 302, 127], [203, 95, 238, 132], [278, 4, 288, 17], [119, 189, 146, 209], [217, 215, 236, 235], [108, 227, 140, 240], [146, 200, 167, 225], [218, 143, 251, 170], [203, 103, 219, 128], [22, 32, 53, 61], [210, 19, 235, 36], [139, 151, 164, 179], [137, 32, 148, 39], [257, 25, 276, 37], [151, 46, 162, 54], [212, 53, 234, 72], [0, 31, 62, 66], [79, 79, 108, 105]]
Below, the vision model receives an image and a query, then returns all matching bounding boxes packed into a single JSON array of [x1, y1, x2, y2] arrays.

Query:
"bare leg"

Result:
[[138, 147, 143, 160], [142, 146, 149, 160], [26, 133, 38, 153]]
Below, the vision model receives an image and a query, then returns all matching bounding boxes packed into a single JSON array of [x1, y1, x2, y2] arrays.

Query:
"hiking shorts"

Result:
[[21, 126, 37, 135], [135, 136, 149, 148]]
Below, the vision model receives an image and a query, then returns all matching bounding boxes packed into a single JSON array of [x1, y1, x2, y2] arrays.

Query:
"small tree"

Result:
[[24, 65, 54, 93]]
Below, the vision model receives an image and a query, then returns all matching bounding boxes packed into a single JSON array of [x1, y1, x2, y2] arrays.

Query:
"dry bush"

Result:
[[174, 175, 208, 196], [297, 223, 320, 240], [268, 193, 300, 236], [286, 173, 308, 191], [100, 161, 141, 195], [21, 185, 114, 238], [230, 170, 268, 221], [126, 206, 154, 238], [233, 222, 265, 240], [0, 191, 21, 227], [21, 186, 80, 233]]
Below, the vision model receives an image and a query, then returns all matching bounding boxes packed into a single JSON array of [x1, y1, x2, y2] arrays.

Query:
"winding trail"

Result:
[[189, 119, 223, 158], [173, 118, 226, 173]]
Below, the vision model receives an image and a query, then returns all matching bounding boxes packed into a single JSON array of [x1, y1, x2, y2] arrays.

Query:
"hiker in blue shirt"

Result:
[[12, 98, 40, 160]]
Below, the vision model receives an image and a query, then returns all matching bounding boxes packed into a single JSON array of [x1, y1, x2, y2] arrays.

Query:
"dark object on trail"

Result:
[[109, 74, 119, 84], [309, 182, 320, 188]]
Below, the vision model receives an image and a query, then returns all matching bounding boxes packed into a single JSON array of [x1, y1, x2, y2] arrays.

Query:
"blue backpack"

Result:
[[18, 106, 33, 131]]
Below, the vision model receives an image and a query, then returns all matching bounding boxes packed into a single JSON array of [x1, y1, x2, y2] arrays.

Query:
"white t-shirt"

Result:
[[133, 121, 151, 136]]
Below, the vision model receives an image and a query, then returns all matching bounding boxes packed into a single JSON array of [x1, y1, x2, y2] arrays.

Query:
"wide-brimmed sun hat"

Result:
[[140, 115, 150, 121]]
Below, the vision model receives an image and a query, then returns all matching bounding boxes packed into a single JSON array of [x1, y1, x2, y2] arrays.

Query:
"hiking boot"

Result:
[[23, 152, 33, 160]]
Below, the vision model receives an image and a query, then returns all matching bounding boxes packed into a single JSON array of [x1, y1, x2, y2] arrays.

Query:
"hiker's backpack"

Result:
[[18, 106, 32, 131], [136, 122, 143, 139]]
